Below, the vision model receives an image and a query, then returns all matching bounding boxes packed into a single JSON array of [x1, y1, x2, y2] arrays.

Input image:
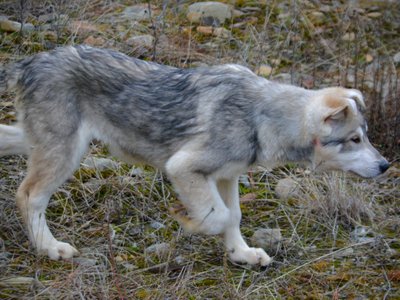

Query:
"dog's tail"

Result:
[[0, 63, 21, 94], [0, 67, 7, 93]]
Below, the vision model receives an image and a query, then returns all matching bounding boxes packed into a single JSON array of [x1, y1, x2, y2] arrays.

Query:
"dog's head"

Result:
[[308, 87, 389, 178]]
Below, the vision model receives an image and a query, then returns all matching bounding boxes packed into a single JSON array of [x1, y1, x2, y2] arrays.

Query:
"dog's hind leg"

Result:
[[218, 178, 272, 266], [0, 124, 29, 156], [166, 151, 230, 235], [16, 131, 88, 260]]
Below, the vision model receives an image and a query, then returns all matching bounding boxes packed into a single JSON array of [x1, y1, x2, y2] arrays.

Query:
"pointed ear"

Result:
[[323, 96, 350, 123], [316, 96, 351, 136], [324, 102, 349, 123]]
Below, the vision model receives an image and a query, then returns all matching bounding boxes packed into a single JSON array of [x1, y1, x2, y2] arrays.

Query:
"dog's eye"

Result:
[[351, 136, 361, 144]]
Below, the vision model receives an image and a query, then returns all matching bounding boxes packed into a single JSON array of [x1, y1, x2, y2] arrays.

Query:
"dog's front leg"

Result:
[[218, 178, 272, 266], [166, 151, 230, 235]]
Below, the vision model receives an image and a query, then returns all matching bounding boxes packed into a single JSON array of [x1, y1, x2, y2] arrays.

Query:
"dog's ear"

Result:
[[323, 98, 349, 123], [308, 87, 365, 137], [317, 94, 355, 136]]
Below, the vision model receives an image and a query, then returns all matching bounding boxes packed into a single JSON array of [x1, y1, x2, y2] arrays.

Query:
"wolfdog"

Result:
[[0, 46, 389, 265]]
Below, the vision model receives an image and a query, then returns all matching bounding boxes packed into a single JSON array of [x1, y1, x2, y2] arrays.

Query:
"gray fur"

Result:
[[2, 46, 313, 171], [0, 46, 389, 264]]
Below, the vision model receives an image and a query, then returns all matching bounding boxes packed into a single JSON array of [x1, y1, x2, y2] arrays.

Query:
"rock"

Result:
[[126, 34, 154, 49], [38, 13, 69, 24], [367, 12, 382, 18], [196, 26, 230, 38], [123, 4, 157, 21], [174, 255, 186, 265], [275, 177, 300, 199], [187, 2, 232, 24], [82, 157, 119, 171], [251, 228, 282, 253], [145, 242, 170, 258], [393, 52, 400, 64], [150, 221, 165, 229], [342, 32, 355, 42], [240, 193, 257, 203], [365, 53, 374, 63], [84, 36, 105, 47], [0, 19, 34, 32], [256, 64, 273, 77], [72, 257, 97, 267], [308, 11, 325, 25]]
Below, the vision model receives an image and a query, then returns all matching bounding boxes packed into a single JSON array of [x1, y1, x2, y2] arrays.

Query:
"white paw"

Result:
[[39, 241, 79, 260], [229, 246, 272, 266]]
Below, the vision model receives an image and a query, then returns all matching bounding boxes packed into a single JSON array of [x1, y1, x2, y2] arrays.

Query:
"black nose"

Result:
[[379, 161, 390, 173]]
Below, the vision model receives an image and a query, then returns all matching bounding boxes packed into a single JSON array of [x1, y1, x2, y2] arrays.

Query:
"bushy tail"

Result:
[[0, 63, 21, 94], [0, 68, 7, 93]]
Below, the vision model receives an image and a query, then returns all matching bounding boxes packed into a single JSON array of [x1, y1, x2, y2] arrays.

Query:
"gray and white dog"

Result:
[[0, 46, 389, 265]]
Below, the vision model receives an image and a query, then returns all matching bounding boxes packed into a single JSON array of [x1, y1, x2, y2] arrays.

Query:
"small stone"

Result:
[[72, 257, 97, 267], [123, 4, 157, 21], [309, 11, 325, 25], [342, 32, 355, 42], [174, 255, 186, 265], [367, 12, 382, 18], [145, 242, 170, 257], [393, 52, 400, 64], [126, 34, 154, 49], [251, 228, 282, 253], [38, 13, 55, 23], [84, 36, 105, 47], [196, 26, 230, 38], [150, 221, 165, 229], [365, 54, 374, 63], [212, 27, 230, 38], [187, 2, 232, 24], [256, 64, 273, 77], [240, 193, 257, 203], [0, 19, 34, 32], [115, 255, 124, 263], [275, 178, 300, 199], [196, 25, 213, 35]]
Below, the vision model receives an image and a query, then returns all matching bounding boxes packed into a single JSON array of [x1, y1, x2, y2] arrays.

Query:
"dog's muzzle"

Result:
[[379, 160, 390, 174]]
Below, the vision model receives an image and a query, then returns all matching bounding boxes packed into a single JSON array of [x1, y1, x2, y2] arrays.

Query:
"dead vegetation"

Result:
[[0, 0, 399, 299]]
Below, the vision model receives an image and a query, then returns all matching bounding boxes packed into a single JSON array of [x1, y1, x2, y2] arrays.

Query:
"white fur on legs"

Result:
[[166, 151, 230, 235], [17, 191, 79, 260], [0, 124, 29, 156], [218, 178, 272, 266]]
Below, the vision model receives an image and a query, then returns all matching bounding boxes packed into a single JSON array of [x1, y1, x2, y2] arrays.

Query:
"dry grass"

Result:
[[1, 0, 399, 299]]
